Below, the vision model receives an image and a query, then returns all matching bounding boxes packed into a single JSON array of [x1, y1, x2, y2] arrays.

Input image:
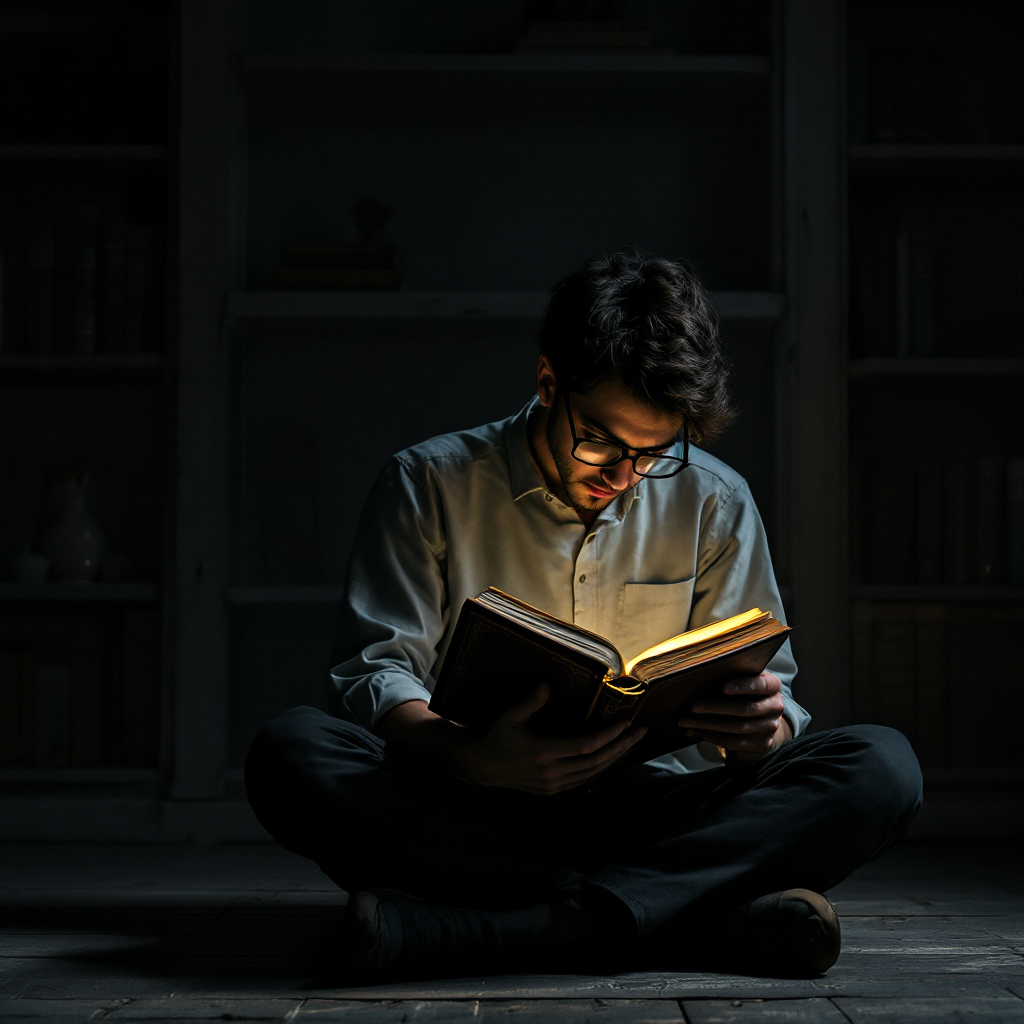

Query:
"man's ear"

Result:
[[536, 354, 557, 408]]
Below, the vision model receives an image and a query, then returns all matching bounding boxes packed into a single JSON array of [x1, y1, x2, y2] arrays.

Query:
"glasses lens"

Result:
[[634, 455, 685, 477], [573, 440, 622, 466]]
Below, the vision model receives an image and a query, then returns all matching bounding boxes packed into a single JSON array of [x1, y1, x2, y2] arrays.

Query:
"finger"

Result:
[[557, 726, 647, 775], [689, 695, 785, 717], [502, 683, 550, 725], [677, 714, 781, 736], [539, 719, 631, 760], [722, 672, 781, 698]]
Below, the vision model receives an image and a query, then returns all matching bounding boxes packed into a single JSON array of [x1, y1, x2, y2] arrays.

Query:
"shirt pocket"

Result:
[[617, 578, 696, 666]]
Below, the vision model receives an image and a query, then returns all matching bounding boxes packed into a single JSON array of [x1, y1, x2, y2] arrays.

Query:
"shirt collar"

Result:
[[506, 397, 547, 500], [504, 397, 644, 519]]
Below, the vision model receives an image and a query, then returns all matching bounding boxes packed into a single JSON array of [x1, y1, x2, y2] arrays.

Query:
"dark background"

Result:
[[0, 0, 1021, 841]]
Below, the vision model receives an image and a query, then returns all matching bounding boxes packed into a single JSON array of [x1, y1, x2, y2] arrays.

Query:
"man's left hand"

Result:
[[677, 671, 791, 760]]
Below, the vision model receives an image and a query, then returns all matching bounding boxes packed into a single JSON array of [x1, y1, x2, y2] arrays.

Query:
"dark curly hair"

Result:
[[539, 251, 734, 442]]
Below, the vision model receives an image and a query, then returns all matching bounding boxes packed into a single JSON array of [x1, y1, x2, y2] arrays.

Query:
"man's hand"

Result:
[[677, 671, 791, 761], [456, 684, 647, 795], [375, 686, 646, 796]]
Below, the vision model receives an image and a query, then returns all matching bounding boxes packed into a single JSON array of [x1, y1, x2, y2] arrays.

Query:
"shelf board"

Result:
[[848, 143, 1024, 163], [922, 768, 1024, 786], [0, 144, 167, 162], [227, 585, 345, 604], [246, 53, 770, 75], [228, 290, 785, 323], [0, 353, 165, 376], [0, 768, 160, 784], [849, 357, 1023, 378], [850, 585, 1024, 603], [0, 583, 161, 602]]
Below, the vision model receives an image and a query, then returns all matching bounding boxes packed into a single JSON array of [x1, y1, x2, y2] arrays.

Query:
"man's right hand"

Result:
[[375, 685, 646, 796], [454, 685, 646, 795]]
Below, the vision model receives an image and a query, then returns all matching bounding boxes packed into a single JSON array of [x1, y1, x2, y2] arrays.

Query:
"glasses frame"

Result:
[[562, 391, 689, 479]]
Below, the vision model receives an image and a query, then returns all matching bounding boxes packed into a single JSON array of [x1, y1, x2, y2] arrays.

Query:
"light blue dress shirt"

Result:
[[329, 398, 810, 773]]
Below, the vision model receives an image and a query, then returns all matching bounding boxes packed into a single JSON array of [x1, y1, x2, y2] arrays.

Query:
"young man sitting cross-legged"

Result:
[[245, 251, 922, 982]]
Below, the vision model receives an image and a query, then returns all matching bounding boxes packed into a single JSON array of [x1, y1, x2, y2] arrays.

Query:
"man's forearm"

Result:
[[374, 699, 472, 777]]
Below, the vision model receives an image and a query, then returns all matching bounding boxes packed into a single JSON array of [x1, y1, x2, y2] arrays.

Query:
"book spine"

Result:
[[53, 210, 76, 355], [0, 651, 33, 765], [943, 448, 972, 585], [73, 204, 98, 355], [124, 224, 154, 352], [70, 616, 105, 767], [101, 216, 128, 352], [975, 455, 1005, 583], [907, 204, 935, 357], [121, 608, 161, 767], [850, 600, 874, 723], [2, 217, 27, 353], [0, 241, 5, 353], [894, 221, 910, 359], [35, 664, 71, 767], [586, 682, 643, 727], [915, 604, 947, 767], [872, 604, 917, 745], [1008, 457, 1024, 587], [916, 459, 943, 584], [27, 210, 55, 355]]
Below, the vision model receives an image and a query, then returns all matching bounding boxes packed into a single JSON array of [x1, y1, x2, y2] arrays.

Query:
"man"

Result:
[[246, 252, 922, 982]]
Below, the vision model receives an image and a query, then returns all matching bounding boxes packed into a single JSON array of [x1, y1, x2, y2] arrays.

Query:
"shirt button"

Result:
[[579, 574, 586, 583], [545, 493, 553, 502]]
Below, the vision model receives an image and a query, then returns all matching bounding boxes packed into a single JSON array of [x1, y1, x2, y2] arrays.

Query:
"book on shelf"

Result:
[[850, 601, 948, 765], [1008, 457, 1024, 587], [430, 588, 790, 766], [0, 194, 158, 357], [274, 244, 403, 291], [857, 451, 1020, 587]]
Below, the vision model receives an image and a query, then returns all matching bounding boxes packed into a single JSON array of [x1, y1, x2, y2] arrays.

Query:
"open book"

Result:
[[430, 588, 791, 766]]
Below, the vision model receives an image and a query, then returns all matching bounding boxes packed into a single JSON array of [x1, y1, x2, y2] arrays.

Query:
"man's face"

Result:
[[544, 378, 684, 516]]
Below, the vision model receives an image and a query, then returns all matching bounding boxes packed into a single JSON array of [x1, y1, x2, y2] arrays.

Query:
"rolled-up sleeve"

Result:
[[689, 478, 811, 739], [328, 457, 447, 729]]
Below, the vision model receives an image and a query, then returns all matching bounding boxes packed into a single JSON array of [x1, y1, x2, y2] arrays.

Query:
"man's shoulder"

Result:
[[675, 445, 750, 499], [391, 413, 511, 479]]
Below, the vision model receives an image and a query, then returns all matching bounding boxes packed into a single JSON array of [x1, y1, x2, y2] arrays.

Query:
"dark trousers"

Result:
[[245, 707, 922, 936]]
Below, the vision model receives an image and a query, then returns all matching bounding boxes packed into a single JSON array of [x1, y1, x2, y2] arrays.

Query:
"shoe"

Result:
[[723, 888, 842, 976], [342, 889, 589, 982]]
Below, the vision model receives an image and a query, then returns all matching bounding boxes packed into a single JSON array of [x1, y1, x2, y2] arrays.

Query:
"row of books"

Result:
[[847, 43, 1023, 145], [851, 601, 1022, 769], [852, 454, 1024, 587], [849, 202, 1022, 360], [0, 200, 160, 355], [0, 610, 160, 768]]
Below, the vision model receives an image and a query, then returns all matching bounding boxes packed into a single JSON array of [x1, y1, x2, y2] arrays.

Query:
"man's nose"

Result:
[[601, 460, 637, 491]]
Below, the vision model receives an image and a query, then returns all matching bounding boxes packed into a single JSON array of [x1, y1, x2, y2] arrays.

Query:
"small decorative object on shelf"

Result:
[[38, 475, 107, 583], [274, 198, 403, 291]]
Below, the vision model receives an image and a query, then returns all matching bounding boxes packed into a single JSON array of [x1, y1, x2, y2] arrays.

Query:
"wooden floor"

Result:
[[1, 840, 1022, 1022]]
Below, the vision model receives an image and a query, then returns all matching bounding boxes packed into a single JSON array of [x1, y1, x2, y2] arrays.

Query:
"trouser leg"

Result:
[[584, 724, 923, 935], [244, 705, 587, 906]]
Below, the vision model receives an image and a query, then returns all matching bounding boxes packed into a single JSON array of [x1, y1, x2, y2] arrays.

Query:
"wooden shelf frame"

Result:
[[848, 143, 1024, 163], [0, 768, 161, 784], [0, 144, 168, 162], [0, 584, 162, 603], [227, 290, 787, 323], [850, 586, 1024, 603], [227, 586, 345, 604], [849, 358, 1024, 378], [245, 53, 770, 75]]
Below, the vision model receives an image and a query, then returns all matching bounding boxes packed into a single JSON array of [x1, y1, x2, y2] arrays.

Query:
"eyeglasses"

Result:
[[563, 391, 689, 478]]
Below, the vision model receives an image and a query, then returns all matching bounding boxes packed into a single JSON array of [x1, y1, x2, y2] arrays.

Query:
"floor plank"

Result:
[[682, 1000, 847, 1023], [835, 996, 1024, 1022]]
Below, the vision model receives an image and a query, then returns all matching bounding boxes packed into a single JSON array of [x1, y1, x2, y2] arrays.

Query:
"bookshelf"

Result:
[[0, 3, 172, 790], [845, 1, 1024, 798], [4, 1, 1016, 840]]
